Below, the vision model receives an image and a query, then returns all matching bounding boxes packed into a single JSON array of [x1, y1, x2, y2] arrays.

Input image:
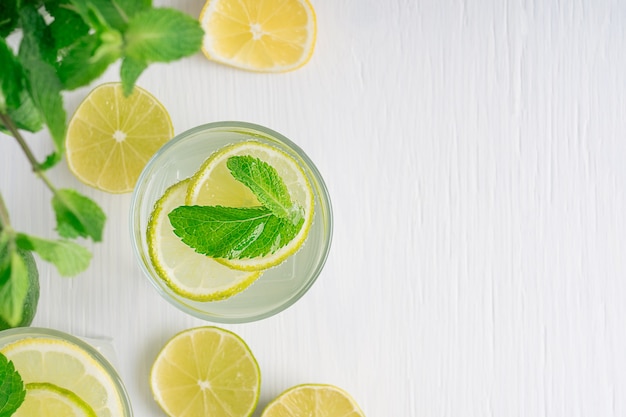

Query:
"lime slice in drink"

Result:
[[186, 141, 314, 271], [261, 384, 365, 417], [1, 337, 124, 417], [147, 179, 262, 300], [150, 326, 260, 417], [15, 382, 97, 417]]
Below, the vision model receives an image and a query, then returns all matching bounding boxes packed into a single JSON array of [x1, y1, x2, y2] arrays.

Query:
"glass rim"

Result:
[[0, 326, 133, 416], [129, 121, 333, 323]]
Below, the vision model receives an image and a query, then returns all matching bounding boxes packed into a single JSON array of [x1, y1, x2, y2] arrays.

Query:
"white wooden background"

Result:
[[1, 0, 626, 415]]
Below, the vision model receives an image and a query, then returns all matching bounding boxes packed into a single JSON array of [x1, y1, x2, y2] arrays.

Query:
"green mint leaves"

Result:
[[0, 0, 203, 328], [169, 156, 305, 260], [0, 353, 25, 417]]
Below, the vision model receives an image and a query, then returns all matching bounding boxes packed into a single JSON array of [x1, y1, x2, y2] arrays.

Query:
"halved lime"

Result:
[[150, 326, 261, 417], [261, 384, 365, 417]]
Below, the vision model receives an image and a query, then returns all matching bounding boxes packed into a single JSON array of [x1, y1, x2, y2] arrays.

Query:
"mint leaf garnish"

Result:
[[124, 8, 204, 63], [52, 189, 106, 242], [169, 206, 304, 259], [0, 352, 26, 417], [227, 156, 302, 223], [16, 233, 91, 277]]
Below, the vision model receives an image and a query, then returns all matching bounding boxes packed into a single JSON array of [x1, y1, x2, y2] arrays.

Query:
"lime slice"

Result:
[[187, 140, 314, 271], [150, 326, 260, 417], [199, 0, 317, 72], [147, 179, 262, 301], [15, 382, 97, 417], [66, 82, 174, 193], [1, 337, 124, 417], [261, 384, 365, 417]]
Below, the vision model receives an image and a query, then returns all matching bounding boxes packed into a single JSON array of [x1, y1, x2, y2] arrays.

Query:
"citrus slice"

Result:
[[261, 384, 365, 417], [150, 326, 260, 417], [186, 140, 314, 271], [15, 382, 97, 417], [1, 337, 125, 417], [199, 0, 316, 72], [147, 179, 262, 301], [66, 82, 174, 193]]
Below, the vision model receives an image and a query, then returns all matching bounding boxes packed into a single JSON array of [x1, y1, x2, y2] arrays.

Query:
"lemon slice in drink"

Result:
[[147, 179, 262, 300], [1, 337, 124, 417], [15, 382, 97, 417], [150, 326, 261, 417], [261, 384, 365, 417], [186, 141, 314, 271], [66, 82, 174, 193], [199, 0, 316, 72]]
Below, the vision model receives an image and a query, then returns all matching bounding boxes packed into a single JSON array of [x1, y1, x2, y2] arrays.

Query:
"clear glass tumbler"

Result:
[[0, 327, 133, 416], [130, 121, 333, 323]]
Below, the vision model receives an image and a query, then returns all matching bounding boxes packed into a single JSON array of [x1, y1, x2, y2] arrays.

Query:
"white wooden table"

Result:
[[2, 0, 626, 415]]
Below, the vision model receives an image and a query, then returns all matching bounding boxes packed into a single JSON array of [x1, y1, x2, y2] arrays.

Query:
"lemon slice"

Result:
[[66, 82, 174, 193], [1, 337, 124, 417], [147, 179, 262, 300], [261, 384, 365, 417], [186, 140, 314, 271], [15, 382, 97, 417], [150, 326, 260, 417], [199, 0, 316, 72]]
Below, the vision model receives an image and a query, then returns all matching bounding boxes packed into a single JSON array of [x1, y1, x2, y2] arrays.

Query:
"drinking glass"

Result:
[[130, 121, 333, 323]]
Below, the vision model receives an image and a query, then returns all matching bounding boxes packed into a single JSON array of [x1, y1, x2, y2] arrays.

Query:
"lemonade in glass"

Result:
[[0, 327, 133, 417], [130, 122, 332, 323]]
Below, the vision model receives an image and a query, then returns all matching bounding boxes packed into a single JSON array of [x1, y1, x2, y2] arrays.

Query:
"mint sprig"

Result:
[[0, 353, 25, 417], [169, 156, 305, 260], [0, 0, 203, 328]]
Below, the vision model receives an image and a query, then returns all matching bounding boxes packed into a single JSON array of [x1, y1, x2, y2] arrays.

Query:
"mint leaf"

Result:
[[0, 38, 22, 113], [124, 8, 204, 63], [0, 0, 19, 37], [52, 189, 106, 242], [120, 56, 147, 96], [68, 0, 128, 32], [169, 206, 303, 259], [118, 0, 152, 18], [0, 247, 28, 328], [57, 30, 122, 90], [16, 233, 91, 277], [47, 3, 90, 51], [5, 89, 43, 133], [227, 156, 301, 223], [18, 6, 66, 168], [0, 352, 25, 417]]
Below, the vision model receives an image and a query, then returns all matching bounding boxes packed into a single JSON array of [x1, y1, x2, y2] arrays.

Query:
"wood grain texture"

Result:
[[1, 0, 626, 415]]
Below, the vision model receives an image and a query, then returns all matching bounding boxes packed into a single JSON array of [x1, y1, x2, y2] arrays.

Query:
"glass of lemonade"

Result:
[[0, 327, 133, 416], [130, 121, 333, 323]]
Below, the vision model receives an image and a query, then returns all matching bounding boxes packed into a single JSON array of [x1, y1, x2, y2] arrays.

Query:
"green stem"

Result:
[[0, 113, 57, 193]]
